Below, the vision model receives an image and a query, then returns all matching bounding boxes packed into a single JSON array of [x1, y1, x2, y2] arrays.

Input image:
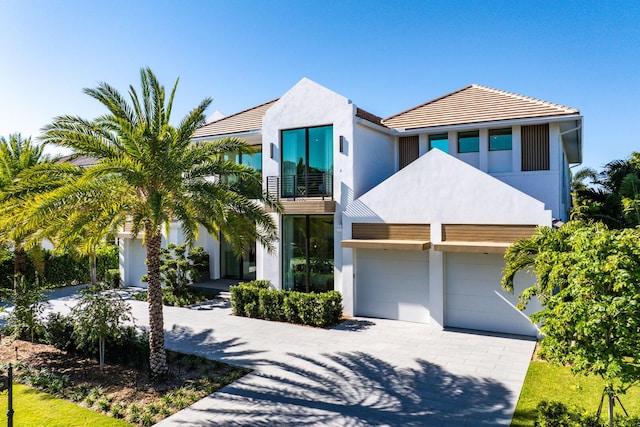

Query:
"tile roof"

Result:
[[192, 99, 278, 139], [383, 84, 580, 130], [57, 154, 97, 167]]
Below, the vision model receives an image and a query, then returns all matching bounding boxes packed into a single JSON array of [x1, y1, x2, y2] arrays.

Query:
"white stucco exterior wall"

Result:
[[342, 149, 552, 325], [258, 78, 357, 290]]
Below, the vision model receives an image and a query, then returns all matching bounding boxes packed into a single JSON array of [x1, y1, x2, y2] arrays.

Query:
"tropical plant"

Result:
[[0, 133, 50, 276], [502, 221, 640, 426], [71, 285, 134, 373], [571, 152, 640, 229], [1, 275, 46, 342], [39, 67, 280, 378]]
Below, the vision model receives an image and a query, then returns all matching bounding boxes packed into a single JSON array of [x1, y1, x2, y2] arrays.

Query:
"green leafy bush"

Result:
[[2, 275, 46, 341], [230, 281, 342, 327], [534, 400, 640, 427], [104, 269, 121, 288], [95, 245, 119, 280], [43, 312, 76, 352]]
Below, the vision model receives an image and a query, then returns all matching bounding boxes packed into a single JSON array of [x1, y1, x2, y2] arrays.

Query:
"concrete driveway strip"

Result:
[[44, 289, 535, 426]]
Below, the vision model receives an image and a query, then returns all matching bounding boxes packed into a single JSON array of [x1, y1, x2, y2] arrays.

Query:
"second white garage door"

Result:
[[355, 249, 429, 323], [445, 252, 538, 336]]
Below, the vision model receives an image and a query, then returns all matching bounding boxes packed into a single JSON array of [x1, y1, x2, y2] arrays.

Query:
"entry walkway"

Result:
[[44, 288, 536, 426]]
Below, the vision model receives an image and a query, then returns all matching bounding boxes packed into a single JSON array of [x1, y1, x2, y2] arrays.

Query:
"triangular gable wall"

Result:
[[344, 149, 551, 226]]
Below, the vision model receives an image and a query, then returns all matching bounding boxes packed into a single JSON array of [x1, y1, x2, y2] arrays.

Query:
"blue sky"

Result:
[[1, 0, 638, 171]]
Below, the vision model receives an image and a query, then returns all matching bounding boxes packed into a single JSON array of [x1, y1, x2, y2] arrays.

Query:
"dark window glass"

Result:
[[458, 131, 479, 153], [429, 133, 448, 153], [489, 128, 512, 151]]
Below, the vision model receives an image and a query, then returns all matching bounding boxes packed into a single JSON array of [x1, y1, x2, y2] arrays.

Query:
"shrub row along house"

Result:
[[119, 78, 582, 337]]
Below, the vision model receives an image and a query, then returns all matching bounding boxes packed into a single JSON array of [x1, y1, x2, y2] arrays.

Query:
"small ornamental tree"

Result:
[[502, 221, 640, 427], [71, 286, 134, 373]]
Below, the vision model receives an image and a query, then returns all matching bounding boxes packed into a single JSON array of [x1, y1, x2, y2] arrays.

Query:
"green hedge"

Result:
[[230, 281, 343, 327], [0, 245, 119, 289]]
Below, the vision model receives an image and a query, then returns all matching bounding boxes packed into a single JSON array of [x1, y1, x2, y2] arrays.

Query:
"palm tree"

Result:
[[4, 161, 122, 286], [570, 152, 640, 228], [40, 68, 279, 378], [0, 133, 50, 275]]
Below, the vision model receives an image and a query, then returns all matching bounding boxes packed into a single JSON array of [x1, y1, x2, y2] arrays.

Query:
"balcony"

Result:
[[266, 173, 335, 214]]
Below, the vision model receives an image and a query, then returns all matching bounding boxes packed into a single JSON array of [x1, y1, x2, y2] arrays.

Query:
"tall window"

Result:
[[489, 128, 512, 151], [458, 131, 479, 153], [429, 133, 448, 153], [281, 125, 333, 197], [221, 234, 256, 281], [282, 215, 334, 293]]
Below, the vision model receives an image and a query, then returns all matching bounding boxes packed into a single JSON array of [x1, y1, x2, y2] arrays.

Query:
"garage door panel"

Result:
[[356, 249, 429, 323], [446, 253, 538, 336]]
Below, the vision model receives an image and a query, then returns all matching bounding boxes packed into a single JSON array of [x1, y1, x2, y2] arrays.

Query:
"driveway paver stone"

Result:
[[43, 288, 535, 426]]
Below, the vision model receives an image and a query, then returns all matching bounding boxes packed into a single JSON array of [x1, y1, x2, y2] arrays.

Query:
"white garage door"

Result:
[[445, 253, 538, 336], [356, 249, 429, 323]]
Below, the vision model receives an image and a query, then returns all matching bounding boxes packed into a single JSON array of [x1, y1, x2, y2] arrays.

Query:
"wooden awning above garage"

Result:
[[434, 224, 536, 254], [341, 223, 431, 251]]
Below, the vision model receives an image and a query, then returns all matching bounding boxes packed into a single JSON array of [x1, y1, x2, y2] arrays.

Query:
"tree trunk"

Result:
[[89, 250, 97, 286], [608, 393, 615, 427], [145, 225, 168, 379], [99, 336, 105, 373], [14, 246, 26, 276]]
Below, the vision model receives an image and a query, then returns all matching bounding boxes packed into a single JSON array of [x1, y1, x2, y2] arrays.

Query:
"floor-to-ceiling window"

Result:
[[281, 125, 333, 198], [282, 215, 334, 292], [220, 147, 261, 280], [221, 234, 256, 281]]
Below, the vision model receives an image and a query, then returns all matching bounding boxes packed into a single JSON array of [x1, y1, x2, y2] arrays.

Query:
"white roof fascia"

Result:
[[355, 117, 397, 136], [391, 114, 583, 134], [191, 129, 262, 143]]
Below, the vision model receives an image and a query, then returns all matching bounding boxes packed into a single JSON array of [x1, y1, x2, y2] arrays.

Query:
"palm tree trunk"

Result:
[[14, 246, 26, 276], [89, 249, 97, 286], [145, 225, 168, 378]]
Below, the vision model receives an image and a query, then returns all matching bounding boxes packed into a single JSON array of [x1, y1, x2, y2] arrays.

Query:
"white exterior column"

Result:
[[418, 133, 428, 157], [428, 222, 445, 327], [512, 125, 522, 172], [479, 128, 489, 172]]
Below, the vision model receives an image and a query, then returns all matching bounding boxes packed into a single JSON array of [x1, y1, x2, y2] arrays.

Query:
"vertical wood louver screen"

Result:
[[521, 124, 550, 171], [399, 135, 419, 169]]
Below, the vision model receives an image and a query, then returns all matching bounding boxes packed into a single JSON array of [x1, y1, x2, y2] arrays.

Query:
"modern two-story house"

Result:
[[119, 78, 582, 337]]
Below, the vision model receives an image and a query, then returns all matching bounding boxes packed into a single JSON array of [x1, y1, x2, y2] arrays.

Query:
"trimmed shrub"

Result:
[[104, 269, 121, 288], [0, 244, 119, 289], [95, 245, 119, 280], [258, 289, 286, 322], [230, 282, 342, 327]]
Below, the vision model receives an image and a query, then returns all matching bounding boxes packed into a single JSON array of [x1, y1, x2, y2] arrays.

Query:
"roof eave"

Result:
[[192, 128, 263, 143], [388, 114, 583, 134]]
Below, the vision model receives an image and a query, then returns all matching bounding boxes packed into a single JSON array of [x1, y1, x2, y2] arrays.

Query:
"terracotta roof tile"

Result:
[[193, 99, 278, 138], [383, 84, 580, 130]]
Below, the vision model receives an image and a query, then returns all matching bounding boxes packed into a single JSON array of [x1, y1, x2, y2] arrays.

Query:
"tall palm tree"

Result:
[[0, 133, 50, 275], [40, 68, 279, 378]]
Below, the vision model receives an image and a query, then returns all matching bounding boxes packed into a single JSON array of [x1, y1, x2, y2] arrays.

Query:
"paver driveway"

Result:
[[45, 288, 535, 426]]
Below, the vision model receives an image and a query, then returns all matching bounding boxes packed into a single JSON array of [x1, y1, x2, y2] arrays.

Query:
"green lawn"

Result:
[[512, 361, 640, 426], [0, 384, 130, 427]]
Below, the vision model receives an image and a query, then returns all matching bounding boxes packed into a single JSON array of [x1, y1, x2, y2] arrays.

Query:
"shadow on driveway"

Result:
[[164, 324, 266, 368], [170, 351, 514, 426]]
